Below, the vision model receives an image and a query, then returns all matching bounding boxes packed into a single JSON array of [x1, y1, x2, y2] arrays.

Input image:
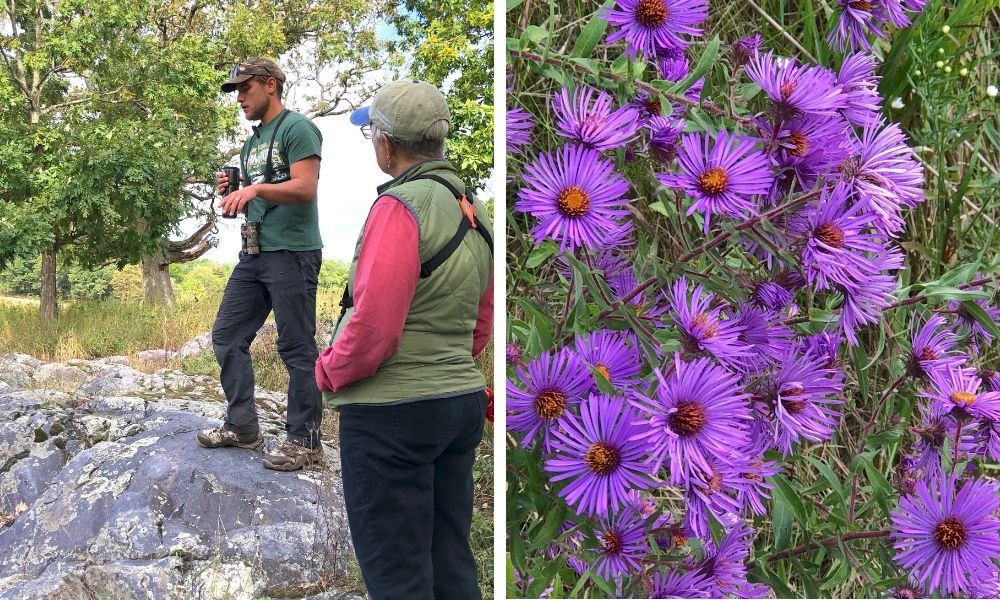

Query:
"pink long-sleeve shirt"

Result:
[[314, 194, 493, 393]]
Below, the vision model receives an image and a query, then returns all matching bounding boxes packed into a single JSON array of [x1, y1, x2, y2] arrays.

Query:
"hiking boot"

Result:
[[263, 440, 323, 471], [196, 426, 264, 449]]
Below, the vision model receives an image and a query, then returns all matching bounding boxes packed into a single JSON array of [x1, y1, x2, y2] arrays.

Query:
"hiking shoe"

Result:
[[196, 426, 264, 449], [263, 440, 323, 471]]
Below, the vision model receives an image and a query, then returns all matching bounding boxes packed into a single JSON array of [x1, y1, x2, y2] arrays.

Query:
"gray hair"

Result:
[[376, 121, 448, 159]]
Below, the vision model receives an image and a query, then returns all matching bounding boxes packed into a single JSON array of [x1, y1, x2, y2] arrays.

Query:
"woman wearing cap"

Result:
[[314, 80, 493, 599]]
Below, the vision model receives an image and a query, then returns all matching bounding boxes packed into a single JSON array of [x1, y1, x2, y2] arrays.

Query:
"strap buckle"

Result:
[[459, 195, 477, 229]]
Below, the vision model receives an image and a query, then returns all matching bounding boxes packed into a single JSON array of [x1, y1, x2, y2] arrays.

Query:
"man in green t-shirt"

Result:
[[196, 57, 325, 472]]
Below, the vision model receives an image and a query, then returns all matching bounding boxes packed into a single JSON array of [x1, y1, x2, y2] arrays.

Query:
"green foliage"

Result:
[[388, 0, 494, 186], [506, 1, 1000, 598]]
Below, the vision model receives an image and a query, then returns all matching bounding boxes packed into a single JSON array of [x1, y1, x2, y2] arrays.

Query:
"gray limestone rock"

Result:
[[0, 354, 360, 600]]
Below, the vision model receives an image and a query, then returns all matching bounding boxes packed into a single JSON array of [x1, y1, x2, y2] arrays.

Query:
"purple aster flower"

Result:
[[658, 129, 773, 233], [890, 582, 926, 598], [545, 394, 654, 517], [798, 331, 843, 368], [650, 569, 713, 598], [592, 506, 648, 580], [506, 106, 535, 154], [631, 353, 752, 483], [507, 348, 594, 450], [828, 0, 888, 52], [603, 0, 709, 58], [752, 281, 793, 311], [732, 582, 776, 598], [516, 144, 631, 251], [574, 329, 643, 392], [684, 456, 747, 536], [837, 52, 882, 127], [737, 455, 780, 517], [891, 473, 1000, 596], [693, 520, 754, 592], [657, 55, 704, 105], [923, 365, 1000, 422], [668, 276, 752, 368], [731, 34, 763, 67], [980, 369, 1000, 393], [746, 52, 843, 120], [905, 313, 965, 379], [837, 120, 924, 235], [765, 351, 845, 455], [553, 85, 640, 151], [949, 295, 1000, 353], [839, 247, 904, 346], [762, 114, 851, 190], [909, 402, 977, 481], [506, 341, 523, 366], [732, 302, 795, 373], [609, 266, 671, 327], [649, 116, 686, 162], [797, 186, 883, 290]]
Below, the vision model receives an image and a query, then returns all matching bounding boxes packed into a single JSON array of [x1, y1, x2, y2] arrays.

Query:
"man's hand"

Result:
[[216, 171, 229, 196], [219, 185, 258, 217]]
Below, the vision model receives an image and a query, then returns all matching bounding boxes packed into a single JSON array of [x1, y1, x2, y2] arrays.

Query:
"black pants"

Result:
[[339, 391, 488, 600], [212, 250, 323, 448]]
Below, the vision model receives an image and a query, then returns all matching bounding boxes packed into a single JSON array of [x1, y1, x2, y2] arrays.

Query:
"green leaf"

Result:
[[526, 242, 558, 269], [960, 300, 1000, 339], [669, 34, 719, 94], [528, 501, 567, 551], [805, 455, 846, 509], [770, 474, 808, 522], [922, 285, 990, 302], [506, 0, 525, 11], [648, 201, 669, 216], [521, 25, 550, 48], [570, 1, 614, 58], [857, 454, 893, 514], [772, 487, 793, 552]]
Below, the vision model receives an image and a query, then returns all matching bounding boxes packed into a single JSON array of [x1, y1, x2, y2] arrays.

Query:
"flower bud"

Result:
[[941, 25, 950, 34]]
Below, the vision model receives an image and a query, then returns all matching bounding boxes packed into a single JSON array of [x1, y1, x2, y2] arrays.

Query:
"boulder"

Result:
[[0, 355, 363, 600]]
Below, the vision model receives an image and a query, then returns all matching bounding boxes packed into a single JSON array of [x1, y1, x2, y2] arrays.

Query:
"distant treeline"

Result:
[[0, 258, 350, 303]]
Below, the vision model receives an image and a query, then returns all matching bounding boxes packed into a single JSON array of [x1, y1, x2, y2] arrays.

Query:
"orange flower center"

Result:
[[789, 130, 809, 157], [815, 223, 846, 248], [635, 0, 668, 27], [534, 389, 567, 420], [602, 530, 623, 554], [919, 347, 939, 361], [782, 388, 807, 415], [558, 186, 590, 217], [585, 441, 621, 475], [779, 79, 797, 99], [850, 1, 874, 11], [595, 363, 611, 381], [697, 167, 729, 196], [691, 313, 719, 338], [669, 401, 707, 436], [933, 517, 966, 550], [950, 390, 976, 407]]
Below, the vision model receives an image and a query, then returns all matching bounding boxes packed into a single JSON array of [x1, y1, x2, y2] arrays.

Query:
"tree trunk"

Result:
[[39, 248, 58, 322], [141, 249, 176, 305]]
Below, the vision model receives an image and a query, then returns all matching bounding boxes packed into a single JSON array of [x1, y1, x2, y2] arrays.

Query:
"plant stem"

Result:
[[752, 530, 891, 568], [847, 372, 908, 524]]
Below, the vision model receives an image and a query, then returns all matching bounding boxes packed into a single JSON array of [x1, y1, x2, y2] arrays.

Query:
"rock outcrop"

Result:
[[0, 354, 361, 600]]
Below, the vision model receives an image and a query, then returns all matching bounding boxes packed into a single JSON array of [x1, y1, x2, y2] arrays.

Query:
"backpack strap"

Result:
[[411, 174, 493, 278], [334, 173, 493, 331]]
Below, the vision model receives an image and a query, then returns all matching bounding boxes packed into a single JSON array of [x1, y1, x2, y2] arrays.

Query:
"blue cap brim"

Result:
[[349, 106, 371, 127]]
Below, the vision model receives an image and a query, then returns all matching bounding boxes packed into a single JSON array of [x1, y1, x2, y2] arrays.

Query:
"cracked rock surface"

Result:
[[0, 354, 362, 600]]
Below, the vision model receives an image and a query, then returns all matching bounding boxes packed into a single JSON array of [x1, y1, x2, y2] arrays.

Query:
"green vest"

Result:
[[324, 159, 493, 407]]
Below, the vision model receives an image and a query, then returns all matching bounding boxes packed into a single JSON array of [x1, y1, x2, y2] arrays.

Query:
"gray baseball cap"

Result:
[[221, 58, 286, 93], [350, 80, 450, 142]]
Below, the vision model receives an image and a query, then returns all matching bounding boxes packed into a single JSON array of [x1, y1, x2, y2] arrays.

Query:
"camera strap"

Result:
[[246, 108, 292, 225]]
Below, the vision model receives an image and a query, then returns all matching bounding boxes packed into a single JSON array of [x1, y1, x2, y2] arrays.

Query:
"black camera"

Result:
[[241, 222, 260, 255], [221, 166, 240, 219]]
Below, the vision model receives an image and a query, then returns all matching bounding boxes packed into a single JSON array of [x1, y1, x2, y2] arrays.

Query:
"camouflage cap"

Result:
[[349, 80, 450, 142], [221, 58, 286, 93]]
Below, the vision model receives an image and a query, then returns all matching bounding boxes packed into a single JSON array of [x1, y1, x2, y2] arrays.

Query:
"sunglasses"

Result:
[[229, 62, 278, 80], [361, 124, 372, 139]]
